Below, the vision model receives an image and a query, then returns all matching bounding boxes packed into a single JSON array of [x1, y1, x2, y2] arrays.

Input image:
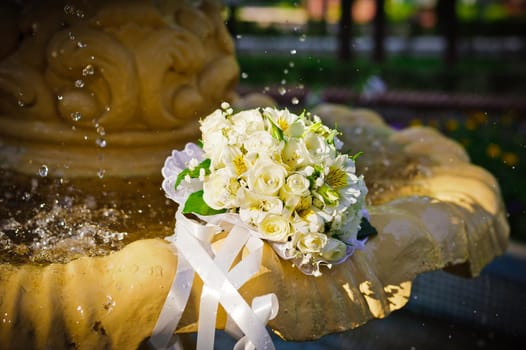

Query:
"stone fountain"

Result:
[[0, 1, 509, 349]]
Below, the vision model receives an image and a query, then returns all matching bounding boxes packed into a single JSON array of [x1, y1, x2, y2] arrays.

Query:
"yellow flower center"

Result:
[[278, 118, 289, 131], [233, 155, 247, 175], [296, 196, 312, 214], [325, 166, 347, 189]]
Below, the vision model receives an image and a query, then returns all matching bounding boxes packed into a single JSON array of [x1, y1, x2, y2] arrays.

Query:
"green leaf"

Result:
[[266, 115, 285, 141], [350, 151, 363, 161], [357, 216, 377, 240], [174, 159, 211, 189], [182, 190, 226, 216]]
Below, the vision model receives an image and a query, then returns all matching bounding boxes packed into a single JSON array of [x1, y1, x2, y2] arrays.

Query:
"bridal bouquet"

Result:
[[163, 103, 375, 276]]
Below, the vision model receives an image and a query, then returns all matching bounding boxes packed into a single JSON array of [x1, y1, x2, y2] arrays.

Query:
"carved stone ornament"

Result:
[[0, 0, 239, 177]]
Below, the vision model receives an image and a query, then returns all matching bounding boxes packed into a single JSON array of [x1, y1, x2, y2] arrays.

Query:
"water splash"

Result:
[[82, 64, 94, 76]]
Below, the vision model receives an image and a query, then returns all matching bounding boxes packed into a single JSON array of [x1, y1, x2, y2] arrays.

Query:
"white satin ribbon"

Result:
[[150, 210, 278, 350]]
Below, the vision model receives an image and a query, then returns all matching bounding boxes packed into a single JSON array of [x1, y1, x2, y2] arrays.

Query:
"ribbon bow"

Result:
[[149, 209, 278, 350]]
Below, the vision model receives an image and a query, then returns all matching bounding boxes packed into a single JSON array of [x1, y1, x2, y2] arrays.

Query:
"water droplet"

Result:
[[68, 31, 75, 40], [38, 165, 49, 177], [70, 112, 82, 121], [278, 86, 287, 96], [290, 49, 297, 55], [280, 79, 286, 85], [74, 79, 84, 88], [17, 100, 25, 107], [51, 50, 58, 58], [289, 61, 295, 68], [90, 55, 95, 60], [299, 34, 306, 42], [77, 41, 87, 48], [283, 69, 288, 74], [291, 97, 299, 105], [76, 9, 85, 18], [236, 34, 242, 39], [241, 72, 248, 79], [96, 138, 107, 148], [104, 106, 111, 112], [82, 64, 94, 76], [57, 95, 63, 101], [97, 169, 106, 179]]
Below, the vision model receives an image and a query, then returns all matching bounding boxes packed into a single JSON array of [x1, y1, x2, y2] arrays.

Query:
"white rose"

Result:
[[247, 158, 287, 196], [282, 173, 310, 196], [202, 168, 239, 209], [321, 238, 348, 262], [297, 232, 327, 254], [258, 213, 290, 242], [282, 139, 312, 169]]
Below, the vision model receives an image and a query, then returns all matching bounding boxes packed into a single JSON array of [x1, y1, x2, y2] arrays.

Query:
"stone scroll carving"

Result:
[[0, 0, 239, 177]]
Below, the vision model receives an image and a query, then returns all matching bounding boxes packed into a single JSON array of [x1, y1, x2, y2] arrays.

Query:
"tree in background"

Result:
[[338, 0, 354, 61]]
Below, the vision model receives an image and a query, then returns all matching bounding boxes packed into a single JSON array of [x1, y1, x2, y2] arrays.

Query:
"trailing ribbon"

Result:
[[150, 209, 278, 350]]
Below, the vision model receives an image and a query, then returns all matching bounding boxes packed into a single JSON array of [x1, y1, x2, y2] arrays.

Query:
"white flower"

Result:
[[202, 130, 228, 164], [258, 213, 290, 242], [304, 131, 333, 161], [247, 157, 287, 196], [202, 167, 240, 209], [200, 109, 230, 135], [238, 190, 284, 226], [321, 238, 348, 262], [297, 232, 327, 254], [282, 139, 312, 169], [281, 173, 310, 197], [306, 210, 325, 233], [230, 109, 265, 135], [243, 130, 282, 159]]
